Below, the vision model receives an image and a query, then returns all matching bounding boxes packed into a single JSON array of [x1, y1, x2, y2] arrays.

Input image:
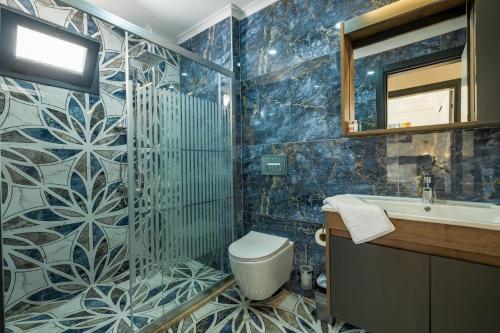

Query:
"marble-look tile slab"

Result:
[[392, 128, 500, 204], [242, 136, 398, 224], [180, 17, 232, 71], [242, 54, 342, 146], [240, 0, 395, 80], [458, 128, 500, 203], [242, 128, 500, 232], [231, 17, 242, 81]]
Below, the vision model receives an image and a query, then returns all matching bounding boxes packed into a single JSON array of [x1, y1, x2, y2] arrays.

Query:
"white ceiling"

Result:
[[86, 0, 256, 42]]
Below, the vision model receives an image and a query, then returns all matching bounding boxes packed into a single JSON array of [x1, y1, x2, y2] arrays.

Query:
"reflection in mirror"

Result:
[[386, 52, 466, 128], [353, 14, 470, 132]]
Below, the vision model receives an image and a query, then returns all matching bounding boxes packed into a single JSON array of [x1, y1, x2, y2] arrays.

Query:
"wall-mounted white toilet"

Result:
[[229, 231, 294, 300]]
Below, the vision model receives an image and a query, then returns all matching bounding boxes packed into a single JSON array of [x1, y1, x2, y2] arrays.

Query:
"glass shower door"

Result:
[[126, 43, 233, 330]]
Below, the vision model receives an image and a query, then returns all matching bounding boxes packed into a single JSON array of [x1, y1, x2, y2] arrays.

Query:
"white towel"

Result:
[[323, 195, 395, 244]]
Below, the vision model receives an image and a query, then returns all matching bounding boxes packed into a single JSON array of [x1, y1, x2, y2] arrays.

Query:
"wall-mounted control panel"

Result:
[[261, 155, 287, 176]]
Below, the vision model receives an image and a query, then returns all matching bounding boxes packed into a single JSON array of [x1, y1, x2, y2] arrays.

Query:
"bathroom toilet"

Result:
[[229, 231, 294, 300]]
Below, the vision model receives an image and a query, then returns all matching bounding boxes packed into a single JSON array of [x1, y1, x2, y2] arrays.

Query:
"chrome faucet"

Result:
[[422, 175, 434, 210]]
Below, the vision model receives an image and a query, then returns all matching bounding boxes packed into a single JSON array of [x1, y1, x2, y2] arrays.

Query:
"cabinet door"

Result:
[[431, 256, 500, 333], [476, 0, 500, 123], [331, 236, 430, 333]]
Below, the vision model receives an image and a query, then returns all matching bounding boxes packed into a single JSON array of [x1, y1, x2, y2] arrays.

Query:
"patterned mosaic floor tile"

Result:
[[166, 286, 367, 333], [5, 260, 224, 333]]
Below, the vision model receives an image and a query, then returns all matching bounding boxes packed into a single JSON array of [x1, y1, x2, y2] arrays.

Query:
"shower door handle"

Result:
[[135, 169, 145, 192]]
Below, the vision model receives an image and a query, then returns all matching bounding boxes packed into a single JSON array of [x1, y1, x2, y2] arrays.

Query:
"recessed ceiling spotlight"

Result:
[[181, 72, 188, 76], [268, 48, 278, 56], [367, 70, 375, 76], [335, 22, 342, 30]]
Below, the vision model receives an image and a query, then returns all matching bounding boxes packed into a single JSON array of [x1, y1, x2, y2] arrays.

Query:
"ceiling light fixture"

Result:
[[16, 25, 87, 73]]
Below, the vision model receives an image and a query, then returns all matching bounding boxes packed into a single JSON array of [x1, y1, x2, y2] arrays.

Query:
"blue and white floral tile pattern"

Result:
[[0, 81, 129, 310], [0, 0, 129, 318], [5, 260, 224, 333], [167, 286, 365, 333]]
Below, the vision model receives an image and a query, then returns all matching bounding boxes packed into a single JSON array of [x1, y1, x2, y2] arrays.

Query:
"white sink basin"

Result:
[[322, 195, 500, 231]]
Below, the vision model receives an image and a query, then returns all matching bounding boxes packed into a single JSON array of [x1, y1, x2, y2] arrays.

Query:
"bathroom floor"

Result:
[[5, 260, 225, 333], [167, 285, 366, 333]]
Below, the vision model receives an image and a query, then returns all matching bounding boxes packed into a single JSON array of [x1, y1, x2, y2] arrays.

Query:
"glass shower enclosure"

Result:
[[125, 39, 234, 327], [0, 1, 234, 332]]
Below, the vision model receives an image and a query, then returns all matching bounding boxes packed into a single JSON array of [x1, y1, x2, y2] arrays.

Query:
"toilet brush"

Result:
[[300, 244, 313, 290]]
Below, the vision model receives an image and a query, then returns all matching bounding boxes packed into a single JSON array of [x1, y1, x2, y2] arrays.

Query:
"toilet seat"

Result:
[[229, 231, 289, 262]]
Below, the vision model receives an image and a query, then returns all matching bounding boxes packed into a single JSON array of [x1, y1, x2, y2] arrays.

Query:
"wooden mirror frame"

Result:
[[340, 0, 484, 137]]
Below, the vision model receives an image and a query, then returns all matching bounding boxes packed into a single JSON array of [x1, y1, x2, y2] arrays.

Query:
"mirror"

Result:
[[341, 0, 500, 135], [353, 14, 469, 132]]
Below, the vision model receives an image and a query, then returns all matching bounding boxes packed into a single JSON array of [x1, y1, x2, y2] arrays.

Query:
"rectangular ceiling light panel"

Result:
[[16, 25, 88, 73], [0, 7, 101, 94]]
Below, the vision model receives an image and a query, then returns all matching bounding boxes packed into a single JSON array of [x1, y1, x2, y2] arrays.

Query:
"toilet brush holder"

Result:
[[300, 264, 313, 290]]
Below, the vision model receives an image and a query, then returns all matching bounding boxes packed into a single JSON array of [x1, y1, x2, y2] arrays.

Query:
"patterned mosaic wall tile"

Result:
[[0, 0, 129, 317]]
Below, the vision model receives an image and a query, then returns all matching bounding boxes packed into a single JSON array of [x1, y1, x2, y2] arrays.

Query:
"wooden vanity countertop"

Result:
[[325, 211, 500, 268]]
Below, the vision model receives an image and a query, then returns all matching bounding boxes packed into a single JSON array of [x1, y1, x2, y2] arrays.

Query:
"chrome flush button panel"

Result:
[[261, 155, 288, 176]]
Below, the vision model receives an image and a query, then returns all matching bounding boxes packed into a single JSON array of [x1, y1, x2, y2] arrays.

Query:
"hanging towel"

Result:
[[323, 195, 395, 244]]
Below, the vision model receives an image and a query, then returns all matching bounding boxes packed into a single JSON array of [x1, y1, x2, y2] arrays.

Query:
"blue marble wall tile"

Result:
[[178, 0, 500, 296], [232, 17, 242, 81], [179, 17, 234, 102], [241, 126, 499, 293], [392, 128, 500, 203], [180, 17, 232, 70], [240, 0, 395, 81], [233, 73, 244, 239], [440, 28, 468, 49], [180, 58, 218, 102], [242, 54, 342, 145], [232, 18, 244, 223], [180, 15, 245, 242], [243, 135, 398, 224], [466, 128, 500, 202]]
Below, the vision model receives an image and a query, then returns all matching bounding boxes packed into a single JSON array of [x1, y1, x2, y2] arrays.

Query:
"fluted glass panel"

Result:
[[127, 48, 233, 329]]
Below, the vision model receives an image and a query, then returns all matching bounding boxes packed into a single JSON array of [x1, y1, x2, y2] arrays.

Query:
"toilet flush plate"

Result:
[[261, 155, 287, 176]]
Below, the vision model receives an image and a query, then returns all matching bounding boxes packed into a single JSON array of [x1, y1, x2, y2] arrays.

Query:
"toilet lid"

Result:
[[229, 231, 289, 261]]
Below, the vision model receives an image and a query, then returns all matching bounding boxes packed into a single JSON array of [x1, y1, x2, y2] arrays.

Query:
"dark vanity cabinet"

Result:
[[331, 237, 430, 333], [330, 236, 500, 333], [431, 256, 500, 333]]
